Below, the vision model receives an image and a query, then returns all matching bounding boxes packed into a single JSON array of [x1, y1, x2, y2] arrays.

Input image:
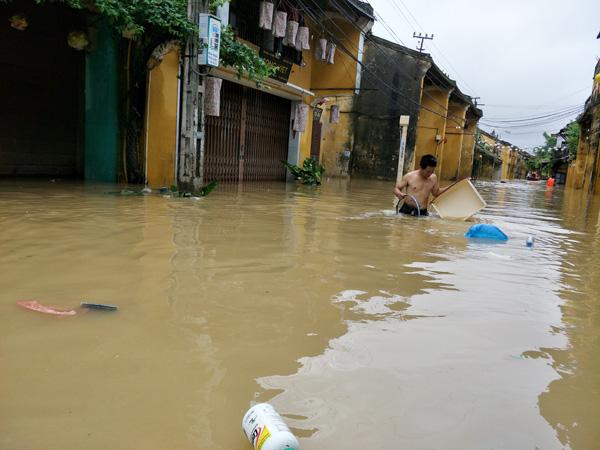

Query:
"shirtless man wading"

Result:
[[393, 154, 457, 217]]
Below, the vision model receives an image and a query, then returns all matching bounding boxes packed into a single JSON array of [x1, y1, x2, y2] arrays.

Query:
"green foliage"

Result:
[[32, 0, 195, 40], [6, 0, 274, 84], [283, 158, 326, 185], [526, 131, 565, 176], [565, 122, 581, 160], [170, 180, 219, 197], [220, 26, 277, 85], [210, 0, 228, 10]]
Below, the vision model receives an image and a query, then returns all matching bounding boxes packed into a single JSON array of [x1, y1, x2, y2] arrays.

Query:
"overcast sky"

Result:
[[367, 0, 600, 150]]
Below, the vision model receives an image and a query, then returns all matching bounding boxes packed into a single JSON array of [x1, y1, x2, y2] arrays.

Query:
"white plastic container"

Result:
[[430, 179, 487, 220], [242, 403, 300, 450]]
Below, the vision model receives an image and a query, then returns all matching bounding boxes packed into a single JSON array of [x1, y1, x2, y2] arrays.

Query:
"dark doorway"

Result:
[[310, 108, 323, 160], [0, 1, 85, 176]]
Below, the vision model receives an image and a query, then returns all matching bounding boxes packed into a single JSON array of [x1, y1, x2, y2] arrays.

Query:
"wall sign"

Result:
[[199, 14, 221, 67]]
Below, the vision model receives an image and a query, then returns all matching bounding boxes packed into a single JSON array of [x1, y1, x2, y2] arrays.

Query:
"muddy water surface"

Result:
[[1, 179, 599, 450]]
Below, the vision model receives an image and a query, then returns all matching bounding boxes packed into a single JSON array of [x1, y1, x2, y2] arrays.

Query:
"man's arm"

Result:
[[393, 175, 409, 198]]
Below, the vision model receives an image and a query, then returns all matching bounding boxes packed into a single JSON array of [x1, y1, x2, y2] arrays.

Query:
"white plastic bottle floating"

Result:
[[526, 236, 535, 247], [242, 403, 300, 450]]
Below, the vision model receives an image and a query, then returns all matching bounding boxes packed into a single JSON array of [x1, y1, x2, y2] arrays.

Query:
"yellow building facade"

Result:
[[143, 1, 373, 187], [566, 62, 600, 193], [415, 64, 480, 182]]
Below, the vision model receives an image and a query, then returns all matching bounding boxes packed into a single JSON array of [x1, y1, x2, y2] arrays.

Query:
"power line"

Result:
[[386, 0, 478, 95], [297, 0, 467, 127], [323, 0, 471, 124], [413, 32, 433, 53], [483, 105, 583, 123], [356, 0, 477, 118], [480, 108, 583, 129]]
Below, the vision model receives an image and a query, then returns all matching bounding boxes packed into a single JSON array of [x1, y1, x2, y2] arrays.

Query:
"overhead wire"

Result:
[[351, 0, 477, 122], [480, 108, 583, 129], [385, 0, 479, 96], [294, 0, 466, 127], [483, 105, 583, 123], [380, 0, 584, 143], [364, 0, 577, 142], [300, 0, 468, 126]]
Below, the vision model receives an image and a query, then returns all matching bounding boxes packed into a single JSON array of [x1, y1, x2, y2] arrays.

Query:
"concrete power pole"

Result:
[[179, 0, 209, 193], [413, 32, 433, 53], [396, 115, 411, 184]]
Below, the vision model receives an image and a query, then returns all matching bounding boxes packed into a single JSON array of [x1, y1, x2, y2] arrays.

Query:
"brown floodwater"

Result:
[[1, 178, 599, 450]]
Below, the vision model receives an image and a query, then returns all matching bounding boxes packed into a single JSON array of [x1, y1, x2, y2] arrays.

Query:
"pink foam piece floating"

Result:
[[17, 300, 77, 316]]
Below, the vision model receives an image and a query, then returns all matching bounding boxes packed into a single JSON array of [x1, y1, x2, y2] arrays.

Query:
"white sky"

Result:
[[367, 0, 600, 149]]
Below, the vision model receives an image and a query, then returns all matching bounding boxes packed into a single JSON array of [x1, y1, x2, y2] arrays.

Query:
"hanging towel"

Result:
[[326, 42, 336, 64], [295, 26, 310, 51], [330, 104, 340, 124], [294, 104, 309, 132], [272, 11, 287, 38], [284, 20, 299, 46], [205, 77, 223, 117], [315, 38, 327, 62], [259, 1, 274, 30]]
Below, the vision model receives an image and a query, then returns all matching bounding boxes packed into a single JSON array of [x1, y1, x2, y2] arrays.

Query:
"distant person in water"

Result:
[[393, 154, 458, 217]]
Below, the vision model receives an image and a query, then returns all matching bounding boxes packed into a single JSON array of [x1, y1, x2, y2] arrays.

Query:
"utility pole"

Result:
[[413, 32, 433, 53], [472, 97, 485, 107], [179, 0, 209, 193]]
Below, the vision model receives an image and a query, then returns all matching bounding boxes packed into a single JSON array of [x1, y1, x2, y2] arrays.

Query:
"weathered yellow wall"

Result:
[[288, 48, 312, 91], [298, 19, 362, 177], [566, 137, 588, 189], [415, 87, 450, 174], [459, 120, 478, 179], [441, 102, 467, 181], [501, 147, 510, 180], [318, 96, 354, 177], [309, 20, 359, 95], [142, 21, 364, 183], [146, 49, 179, 188], [480, 133, 496, 148], [298, 107, 314, 163], [480, 157, 498, 179]]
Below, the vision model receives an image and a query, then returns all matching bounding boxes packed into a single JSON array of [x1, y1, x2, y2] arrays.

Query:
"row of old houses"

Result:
[[565, 60, 600, 194], [474, 129, 529, 181], [0, 0, 526, 187]]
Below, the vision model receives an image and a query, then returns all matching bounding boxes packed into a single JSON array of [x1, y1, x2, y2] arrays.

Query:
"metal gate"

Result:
[[205, 80, 291, 183]]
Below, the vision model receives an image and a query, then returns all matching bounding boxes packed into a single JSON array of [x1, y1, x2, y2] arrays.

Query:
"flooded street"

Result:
[[1, 178, 600, 450]]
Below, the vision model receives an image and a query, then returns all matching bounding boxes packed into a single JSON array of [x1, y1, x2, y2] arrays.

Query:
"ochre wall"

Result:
[[146, 49, 179, 188], [459, 120, 478, 179], [441, 102, 467, 181], [300, 20, 362, 177], [318, 96, 355, 176], [415, 87, 450, 174]]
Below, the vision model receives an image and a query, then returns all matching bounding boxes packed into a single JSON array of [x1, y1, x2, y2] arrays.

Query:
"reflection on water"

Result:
[[1, 178, 599, 449]]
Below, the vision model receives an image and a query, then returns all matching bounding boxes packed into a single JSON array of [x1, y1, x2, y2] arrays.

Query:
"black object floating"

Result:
[[80, 302, 118, 311]]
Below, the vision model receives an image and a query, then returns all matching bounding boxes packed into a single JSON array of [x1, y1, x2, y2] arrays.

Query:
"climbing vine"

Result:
[[2, 0, 275, 83], [220, 26, 276, 84], [31, 0, 195, 40]]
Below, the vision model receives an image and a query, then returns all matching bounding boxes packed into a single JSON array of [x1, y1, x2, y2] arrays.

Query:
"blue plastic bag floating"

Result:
[[465, 224, 509, 241]]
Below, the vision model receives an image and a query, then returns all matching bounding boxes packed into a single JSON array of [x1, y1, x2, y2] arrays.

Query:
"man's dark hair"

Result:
[[420, 154, 437, 169]]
